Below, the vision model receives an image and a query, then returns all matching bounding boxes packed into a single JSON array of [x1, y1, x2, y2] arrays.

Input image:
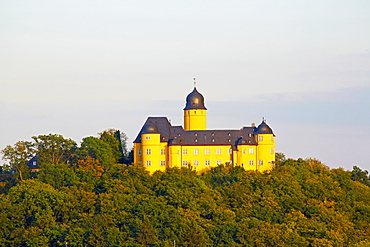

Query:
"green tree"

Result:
[[32, 134, 77, 165], [1, 141, 35, 181], [351, 166, 370, 187], [80, 136, 116, 168]]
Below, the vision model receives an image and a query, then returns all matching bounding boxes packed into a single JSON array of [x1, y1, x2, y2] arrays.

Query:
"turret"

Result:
[[141, 121, 163, 173], [183, 87, 207, 131], [255, 119, 275, 171]]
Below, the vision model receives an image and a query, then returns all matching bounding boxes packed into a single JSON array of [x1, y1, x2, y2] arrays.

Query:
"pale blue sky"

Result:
[[1, 0, 369, 170]]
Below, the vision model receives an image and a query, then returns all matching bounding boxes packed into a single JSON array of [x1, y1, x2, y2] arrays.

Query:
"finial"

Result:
[[262, 117, 265, 122], [193, 78, 196, 88]]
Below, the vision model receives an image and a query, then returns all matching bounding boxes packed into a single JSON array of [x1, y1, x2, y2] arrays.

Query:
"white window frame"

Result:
[[146, 160, 151, 166], [138, 149, 142, 155], [183, 149, 188, 155], [160, 161, 166, 166], [193, 148, 199, 155], [182, 160, 188, 166], [205, 160, 210, 166], [249, 160, 254, 166], [161, 149, 165, 155], [205, 149, 210, 155], [146, 149, 151, 155], [258, 136, 263, 142], [258, 160, 263, 166], [216, 148, 221, 155], [216, 160, 221, 165], [194, 160, 199, 166], [249, 148, 254, 154]]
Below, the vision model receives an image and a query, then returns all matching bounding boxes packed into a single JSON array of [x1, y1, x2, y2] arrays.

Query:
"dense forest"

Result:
[[1, 130, 370, 246]]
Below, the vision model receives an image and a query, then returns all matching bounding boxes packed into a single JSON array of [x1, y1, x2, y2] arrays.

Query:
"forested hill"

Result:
[[1, 134, 370, 246]]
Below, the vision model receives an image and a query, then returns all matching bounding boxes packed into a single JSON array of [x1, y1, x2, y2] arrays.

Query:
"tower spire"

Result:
[[193, 78, 196, 88]]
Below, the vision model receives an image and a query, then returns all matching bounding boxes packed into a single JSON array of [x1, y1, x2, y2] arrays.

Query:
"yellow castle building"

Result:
[[133, 86, 275, 174]]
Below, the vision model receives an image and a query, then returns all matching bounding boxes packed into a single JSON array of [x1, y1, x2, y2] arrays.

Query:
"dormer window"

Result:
[[194, 133, 198, 136], [212, 139, 215, 142], [211, 133, 215, 136], [195, 139, 198, 142], [228, 133, 231, 136], [178, 133, 181, 136]]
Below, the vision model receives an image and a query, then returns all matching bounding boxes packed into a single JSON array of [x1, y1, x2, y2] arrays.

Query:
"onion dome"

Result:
[[255, 119, 274, 135], [184, 87, 207, 110], [142, 121, 159, 134]]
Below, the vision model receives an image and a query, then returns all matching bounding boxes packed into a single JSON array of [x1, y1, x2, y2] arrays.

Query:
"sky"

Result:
[[1, 0, 369, 171]]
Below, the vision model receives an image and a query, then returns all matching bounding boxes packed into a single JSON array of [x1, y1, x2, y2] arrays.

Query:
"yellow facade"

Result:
[[134, 87, 275, 174], [184, 109, 207, 131]]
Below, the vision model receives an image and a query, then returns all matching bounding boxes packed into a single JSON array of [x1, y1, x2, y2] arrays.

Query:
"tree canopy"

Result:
[[1, 135, 370, 246]]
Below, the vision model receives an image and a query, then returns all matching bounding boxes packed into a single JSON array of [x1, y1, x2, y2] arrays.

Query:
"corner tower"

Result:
[[183, 87, 207, 131]]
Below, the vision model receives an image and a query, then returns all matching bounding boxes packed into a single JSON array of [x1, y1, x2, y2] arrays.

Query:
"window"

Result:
[[161, 149, 165, 155], [249, 148, 254, 154], [249, 133, 252, 137], [194, 160, 199, 166], [205, 160, 210, 166], [195, 139, 198, 142], [194, 148, 199, 155], [212, 139, 215, 142], [229, 148, 233, 154], [138, 149, 142, 155], [258, 160, 263, 166], [146, 149, 151, 155], [182, 160, 188, 166], [216, 148, 221, 155], [205, 149, 210, 155], [183, 149, 188, 155], [249, 160, 254, 166], [258, 136, 263, 142], [270, 148, 274, 154], [146, 160, 151, 166], [216, 160, 221, 165], [242, 149, 246, 154], [145, 136, 151, 140], [194, 133, 198, 136], [32, 161, 37, 166], [160, 161, 166, 166]]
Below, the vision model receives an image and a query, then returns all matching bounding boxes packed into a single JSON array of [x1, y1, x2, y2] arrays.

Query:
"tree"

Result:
[[99, 129, 129, 164], [32, 134, 77, 165], [80, 136, 116, 168], [1, 141, 35, 181], [351, 166, 370, 187]]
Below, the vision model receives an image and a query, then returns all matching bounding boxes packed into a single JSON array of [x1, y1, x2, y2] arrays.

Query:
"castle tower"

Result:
[[255, 119, 275, 171], [140, 121, 164, 173], [183, 87, 207, 131]]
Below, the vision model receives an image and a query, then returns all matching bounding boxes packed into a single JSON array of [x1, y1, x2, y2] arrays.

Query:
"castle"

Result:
[[133, 86, 275, 174]]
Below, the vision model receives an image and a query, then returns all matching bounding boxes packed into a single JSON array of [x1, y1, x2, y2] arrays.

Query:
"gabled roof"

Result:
[[134, 117, 258, 147]]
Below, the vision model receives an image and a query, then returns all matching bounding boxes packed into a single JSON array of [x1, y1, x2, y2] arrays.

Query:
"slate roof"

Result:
[[26, 155, 41, 170], [133, 117, 260, 148], [183, 87, 207, 110]]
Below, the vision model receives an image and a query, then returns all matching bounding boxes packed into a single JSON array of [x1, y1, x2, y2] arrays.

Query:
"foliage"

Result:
[[1, 134, 370, 246]]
